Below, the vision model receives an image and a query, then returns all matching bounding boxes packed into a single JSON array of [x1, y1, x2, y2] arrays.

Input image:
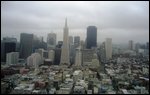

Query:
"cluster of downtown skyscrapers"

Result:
[[1, 19, 113, 66], [1, 18, 149, 94], [2, 18, 149, 67]]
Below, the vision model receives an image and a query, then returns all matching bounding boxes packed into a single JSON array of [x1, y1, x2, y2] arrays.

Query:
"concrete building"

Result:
[[129, 40, 133, 50], [35, 48, 44, 59], [91, 53, 100, 69], [74, 36, 80, 48], [80, 40, 86, 50], [99, 42, 106, 63], [60, 18, 70, 66], [82, 49, 94, 66], [47, 32, 56, 50], [27, 53, 42, 69], [75, 47, 82, 67], [48, 50, 55, 63], [86, 26, 97, 49], [105, 38, 112, 60], [6, 52, 19, 65]]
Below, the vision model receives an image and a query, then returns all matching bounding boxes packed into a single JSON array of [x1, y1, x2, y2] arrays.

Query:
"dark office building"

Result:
[[43, 51, 48, 59], [86, 26, 97, 49], [54, 48, 61, 65], [1, 37, 17, 62], [32, 37, 47, 52], [56, 41, 63, 48], [16, 42, 20, 52], [39, 41, 47, 50], [20, 33, 33, 59], [74, 36, 80, 48], [69, 44, 75, 65]]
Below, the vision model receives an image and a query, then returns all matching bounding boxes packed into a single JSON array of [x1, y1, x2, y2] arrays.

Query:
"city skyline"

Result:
[[1, 1, 149, 44], [1, 1, 149, 94]]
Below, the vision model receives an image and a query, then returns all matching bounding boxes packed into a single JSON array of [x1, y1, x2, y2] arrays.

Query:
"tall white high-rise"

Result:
[[105, 38, 112, 60], [60, 18, 70, 66], [75, 47, 82, 67], [47, 32, 56, 50]]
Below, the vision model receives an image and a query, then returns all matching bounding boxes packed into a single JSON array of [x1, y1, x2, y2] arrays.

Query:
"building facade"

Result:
[[74, 36, 80, 48], [6, 52, 19, 64], [47, 32, 56, 50], [20, 33, 33, 59], [105, 38, 112, 60], [82, 49, 94, 66], [48, 50, 55, 63], [129, 40, 133, 50], [60, 19, 70, 66], [1, 37, 17, 62], [86, 26, 97, 49], [27, 53, 42, 69], [69, 36, 73, 45]]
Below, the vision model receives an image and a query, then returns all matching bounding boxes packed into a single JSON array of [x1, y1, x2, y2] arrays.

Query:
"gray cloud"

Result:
[[1, 1, 149, 44]]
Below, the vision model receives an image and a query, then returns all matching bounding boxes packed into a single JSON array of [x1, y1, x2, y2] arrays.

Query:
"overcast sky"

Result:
[[1, 1, 149, 44]]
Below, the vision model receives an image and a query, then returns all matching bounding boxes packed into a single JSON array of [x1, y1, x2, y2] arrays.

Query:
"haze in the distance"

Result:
[[1, 1, 149, 44]]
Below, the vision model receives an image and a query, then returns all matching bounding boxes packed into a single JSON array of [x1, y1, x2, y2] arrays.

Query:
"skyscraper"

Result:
[[47, 32, 56, 50], [54, 48, 61, 65], [69, 36, 75, 65], [20, 33, 33, 59], [75, 47, 82, 67], [86, 26, 97, 49], [74, 36, 80, 48], [69, 36, 73, 45], [105, 38, 112, 60], [1, 37, 17, 62], [53, 41, 62, 65], [60, 18, 70, 66], [99, 42, 106, 63], [129, 40, 133, 50]]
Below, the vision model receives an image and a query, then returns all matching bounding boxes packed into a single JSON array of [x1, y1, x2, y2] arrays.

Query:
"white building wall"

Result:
[[27, 53, 42, 69], [75, 48, 82, 67]]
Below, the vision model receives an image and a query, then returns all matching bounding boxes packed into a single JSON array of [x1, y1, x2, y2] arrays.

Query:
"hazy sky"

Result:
[[1, 1, 149, 44]]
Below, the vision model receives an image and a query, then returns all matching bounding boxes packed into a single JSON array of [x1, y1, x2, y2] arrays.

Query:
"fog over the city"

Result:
[[1, 1, 149, 44]]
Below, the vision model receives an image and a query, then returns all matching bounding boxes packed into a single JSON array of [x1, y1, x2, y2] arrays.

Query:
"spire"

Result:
[[65, 18, 67, 27]]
